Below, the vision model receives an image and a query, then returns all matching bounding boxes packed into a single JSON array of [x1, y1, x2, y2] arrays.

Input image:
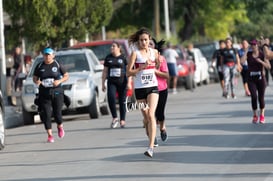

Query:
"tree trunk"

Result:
[[180, 13, 194, 42]]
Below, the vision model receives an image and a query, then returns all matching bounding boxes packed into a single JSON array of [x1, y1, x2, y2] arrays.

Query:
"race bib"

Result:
[[42, 78, 54, 87], [110, 68, 121, 77], [141, 73, 153, 85]]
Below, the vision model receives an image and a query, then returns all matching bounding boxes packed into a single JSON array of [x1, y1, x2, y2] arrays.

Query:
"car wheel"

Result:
[[185, 75, 193, 90], [100, 105, 109, 115], [22, 106, 35, 125], [88, 92, 100, 119], [0, 106, 5, 150]]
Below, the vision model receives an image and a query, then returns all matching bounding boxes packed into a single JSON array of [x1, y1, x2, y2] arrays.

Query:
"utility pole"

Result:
[[154, 0, 160, 39], [164, 0, 170, 39], [0, 0, 6, 96]]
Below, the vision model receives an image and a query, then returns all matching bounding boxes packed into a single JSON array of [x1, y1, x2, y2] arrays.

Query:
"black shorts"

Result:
[[135, 86, 159, 100]]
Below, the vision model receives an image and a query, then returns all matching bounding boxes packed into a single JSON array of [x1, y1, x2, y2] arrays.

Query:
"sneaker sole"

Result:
[[162, 136, 168, 142]]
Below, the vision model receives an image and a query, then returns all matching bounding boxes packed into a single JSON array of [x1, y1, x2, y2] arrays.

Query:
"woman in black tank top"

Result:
[[241, 39, 271, 124]]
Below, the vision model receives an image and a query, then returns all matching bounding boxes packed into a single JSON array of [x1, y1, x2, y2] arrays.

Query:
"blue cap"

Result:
[[43, 47, 54, 54]]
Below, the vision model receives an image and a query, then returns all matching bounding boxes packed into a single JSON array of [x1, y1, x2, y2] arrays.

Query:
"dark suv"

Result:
[[71, 39, 131, 64]]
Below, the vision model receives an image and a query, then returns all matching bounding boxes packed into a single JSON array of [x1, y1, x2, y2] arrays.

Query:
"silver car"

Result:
[[21, 48, 109, 125]]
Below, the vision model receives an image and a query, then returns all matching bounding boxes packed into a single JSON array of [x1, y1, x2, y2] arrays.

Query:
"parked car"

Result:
[[71, 39, 135, 103], [194, 41, 219, 82], [71, 39, 131, 64], [21, 48, 109, 125], [0, 90, 5, 149], [189, 48, 210, 85], [172, 45, 195, 90]]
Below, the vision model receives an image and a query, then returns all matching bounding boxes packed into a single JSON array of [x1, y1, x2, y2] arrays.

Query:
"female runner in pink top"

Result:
[[150, 38, 169, 142]]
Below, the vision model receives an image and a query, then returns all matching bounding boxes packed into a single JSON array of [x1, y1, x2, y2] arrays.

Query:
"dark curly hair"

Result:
[[151, 38, 165, 54]]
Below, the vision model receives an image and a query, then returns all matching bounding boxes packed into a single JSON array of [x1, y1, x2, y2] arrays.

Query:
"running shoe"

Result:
[[58, 126, 65, 138], [231, 93, 236, 99], [120, 120, 126, 128], [144, 147, 153, 158], [259, 115, 265, 124], [160, 130, 168, 142], [252, 115, 258, 124], [111, 119, 119, 128], [154, 137, 159, 147], [47, 135, 54, 143], [223, 92, 229, 99]]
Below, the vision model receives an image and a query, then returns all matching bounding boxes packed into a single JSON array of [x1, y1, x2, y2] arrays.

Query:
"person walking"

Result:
[[33, 47, 69, 143], [241, 39, 271, 124], [149, 38, 169, 142], [163, 42, 179, 94], [102, 41, 128, 128], [12, 46, 24, 92], [127, 28, 159, 158], [212, 40, 226, 96], [238, 39, 251, 96], [220, 38, 242, 99]]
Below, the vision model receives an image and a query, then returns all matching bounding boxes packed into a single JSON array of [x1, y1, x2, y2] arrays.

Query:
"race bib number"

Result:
[[42, 78, 54, 87], [141, 73, 153, 85], [110, 68, 121, 77]]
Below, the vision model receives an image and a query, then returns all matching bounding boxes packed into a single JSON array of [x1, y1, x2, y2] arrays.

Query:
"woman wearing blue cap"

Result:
[[33, 47, 69, 143]]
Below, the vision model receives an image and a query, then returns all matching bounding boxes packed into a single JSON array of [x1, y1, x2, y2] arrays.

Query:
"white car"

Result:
[[189, 48, 210, 85], [21, 48, 109, 125]]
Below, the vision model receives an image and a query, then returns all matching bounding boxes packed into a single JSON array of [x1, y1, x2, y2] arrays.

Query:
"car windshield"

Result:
[[88, 44, 128, 60], [174, 47, 185, 59], [29, 54, 90, 76], [194, 43, 217, 61]]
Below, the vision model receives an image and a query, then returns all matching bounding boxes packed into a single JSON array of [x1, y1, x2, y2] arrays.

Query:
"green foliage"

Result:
[[4, 0, 113, 50], [234, 0, 273, 41]]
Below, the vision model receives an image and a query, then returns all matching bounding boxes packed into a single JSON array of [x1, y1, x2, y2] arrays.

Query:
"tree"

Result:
[[173, 0, 248, 42], [4, 0, 113, 50], [234, 0, 273, 41]]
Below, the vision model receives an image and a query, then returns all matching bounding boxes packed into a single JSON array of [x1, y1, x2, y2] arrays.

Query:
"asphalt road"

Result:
[[2, 80, 273, 181]]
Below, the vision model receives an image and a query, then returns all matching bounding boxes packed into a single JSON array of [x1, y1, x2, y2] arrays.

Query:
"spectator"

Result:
[[163, 42, 179, 94], [12, 46, 24, 92]]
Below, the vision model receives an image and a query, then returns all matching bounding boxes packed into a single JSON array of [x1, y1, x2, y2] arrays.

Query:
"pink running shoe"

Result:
[[259, 115, 265, 124], [58, 126, 65, 138], [47, 135, 54, 143], [252, 115, 258, 124]]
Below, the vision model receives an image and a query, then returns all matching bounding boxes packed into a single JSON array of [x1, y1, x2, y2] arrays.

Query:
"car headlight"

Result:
[[177, 64, 183, 69], [24, 85, 35, 94], [75, 79, 89, 89]]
